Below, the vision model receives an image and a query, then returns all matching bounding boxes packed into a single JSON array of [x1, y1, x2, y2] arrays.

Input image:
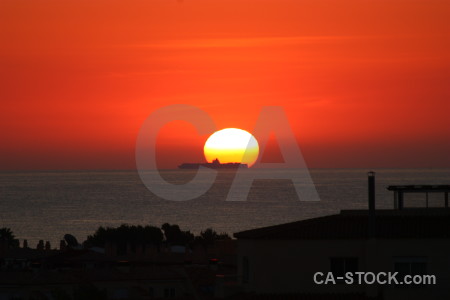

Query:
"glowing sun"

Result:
[[204, 128, 259, 167]]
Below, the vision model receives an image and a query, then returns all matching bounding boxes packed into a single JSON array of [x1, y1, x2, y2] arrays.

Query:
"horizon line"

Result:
[[1, 167, 449, 172]]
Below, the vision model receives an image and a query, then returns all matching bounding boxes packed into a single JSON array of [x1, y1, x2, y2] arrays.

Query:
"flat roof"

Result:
[[233, 209, 450, 240], [387, 185, 450, 192]]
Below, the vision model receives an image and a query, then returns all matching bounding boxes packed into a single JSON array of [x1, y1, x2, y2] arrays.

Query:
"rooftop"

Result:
[[387, 185, 450, 192], [234, 208, 450, 240]]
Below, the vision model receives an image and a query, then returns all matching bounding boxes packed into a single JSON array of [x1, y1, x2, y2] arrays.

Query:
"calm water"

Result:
[[0, 169, 449, 247]]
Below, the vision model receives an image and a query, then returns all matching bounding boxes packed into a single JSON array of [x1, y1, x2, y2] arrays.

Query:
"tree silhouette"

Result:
[[162, 223, 194, 246], [84, 224, 163, 248], [0, 227, 19, 248], [195, 228, 231, 248], [84, 224, 231, 252]]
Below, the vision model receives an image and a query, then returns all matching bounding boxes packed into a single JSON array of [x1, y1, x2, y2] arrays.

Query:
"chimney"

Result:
[[368, 171, 376, 238], [45, 241, 51, 251], [37, 240, 44, 251]]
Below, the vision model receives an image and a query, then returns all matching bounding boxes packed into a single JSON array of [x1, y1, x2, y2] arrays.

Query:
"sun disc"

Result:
[[204, 128, 259, 167]]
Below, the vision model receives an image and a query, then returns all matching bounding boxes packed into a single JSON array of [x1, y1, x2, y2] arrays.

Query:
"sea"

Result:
[[0, 168, 449, 247]]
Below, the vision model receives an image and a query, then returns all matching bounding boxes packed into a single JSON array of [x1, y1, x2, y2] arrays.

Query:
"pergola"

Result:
[[387, 185, 450, 209]]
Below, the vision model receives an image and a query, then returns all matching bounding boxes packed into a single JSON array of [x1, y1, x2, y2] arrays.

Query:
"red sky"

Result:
[[1, 0, 449, 170]]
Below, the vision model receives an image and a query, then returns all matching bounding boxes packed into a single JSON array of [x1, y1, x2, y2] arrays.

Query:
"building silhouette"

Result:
[[233, 174, 450, 299]]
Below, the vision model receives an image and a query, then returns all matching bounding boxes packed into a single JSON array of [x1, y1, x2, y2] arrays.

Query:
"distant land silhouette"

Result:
[[178, 158, 248, 169]]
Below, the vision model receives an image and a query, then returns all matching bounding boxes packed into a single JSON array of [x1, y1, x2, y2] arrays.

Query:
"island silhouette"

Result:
[[178, 158, 248, 169]]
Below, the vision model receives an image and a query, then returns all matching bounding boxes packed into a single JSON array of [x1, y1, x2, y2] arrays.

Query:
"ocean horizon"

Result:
[[1, 168, 449, 247]]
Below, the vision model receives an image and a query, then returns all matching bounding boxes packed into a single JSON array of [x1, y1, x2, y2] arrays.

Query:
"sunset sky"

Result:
[[1, 0, 449, 170]]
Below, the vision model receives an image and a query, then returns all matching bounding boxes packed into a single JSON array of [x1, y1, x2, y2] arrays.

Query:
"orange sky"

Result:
[[1, 0, 449, 170]]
